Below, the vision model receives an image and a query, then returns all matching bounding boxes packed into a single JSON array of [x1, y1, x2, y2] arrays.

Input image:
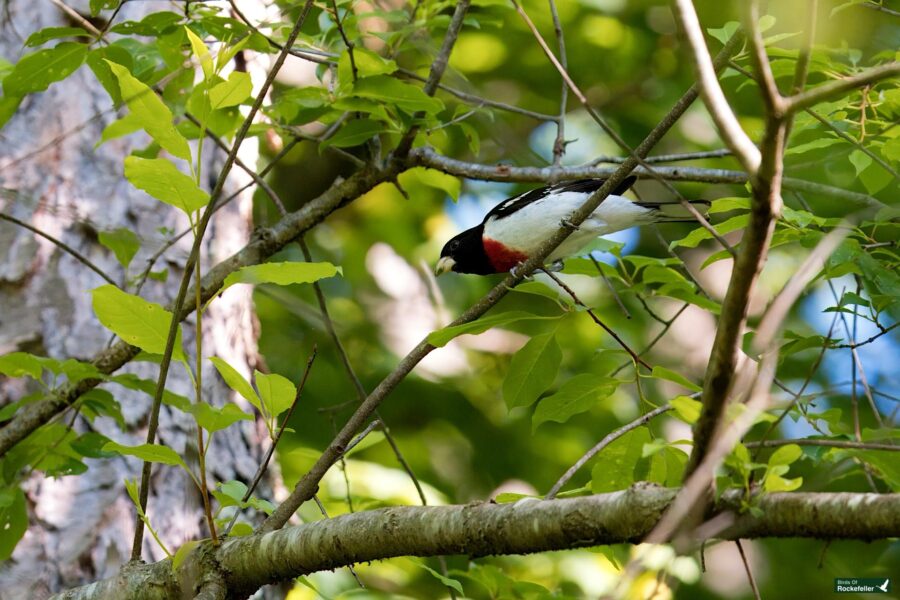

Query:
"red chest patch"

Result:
[[483, 237, 529, 273]]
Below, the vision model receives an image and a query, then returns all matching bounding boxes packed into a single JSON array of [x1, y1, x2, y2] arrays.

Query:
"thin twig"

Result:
[[547, 0, 568, 166], [735, 540, 762, 600], [673, 0, 761, 172], [0, 212, 118, 286], [784, 62, 900, 115], [744, 439, 900, 451], [541, 270, 651, 370], [546, 404, 672, 498], [223, 348, 318, 537], [131, 0, 317, 560]]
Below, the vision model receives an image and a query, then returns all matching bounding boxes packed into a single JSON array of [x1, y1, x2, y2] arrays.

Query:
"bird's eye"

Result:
[[449, 240, 460, 250]]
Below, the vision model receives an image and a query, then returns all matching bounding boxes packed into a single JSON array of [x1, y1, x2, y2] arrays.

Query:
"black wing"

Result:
[[485, 176, 637, 221]]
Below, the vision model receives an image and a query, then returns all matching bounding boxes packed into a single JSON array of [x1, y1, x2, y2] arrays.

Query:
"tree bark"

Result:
[[0, 2, 268, 597]]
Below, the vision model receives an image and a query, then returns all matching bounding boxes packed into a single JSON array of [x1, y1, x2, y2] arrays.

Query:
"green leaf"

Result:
[[707, 22, 739, 45], [397, 167, 461, 200], [427, 312, 560, 348], [650, 366, 702, 392], [103, 441, 187, 468], [420, 561, 464, 595], [91, 285, 184, 360], [592, 427, 650, 493], [324, 119, 389, 148], [352, 75, 444, 115], [24, 27, 89, 47], [532, 374, 618, 431], [708, 197, 749, 214], [670, 214, 748, 249], [209, 71, 252, 108], [188, 402, 253, 433], [105, 61, 192, 161], [847, 450, 900, 490], [347, 48, 397, 78], [185, 27, 214, 80], [98, 113, 143, 146], [671, 395, 701, 424], [0, 352, 43, 379], [213, 480, 247, 507], [254, 371, 296, 419], [0, 488, 27, 561], [222, 261, 342, 293], [124, 157, 210, 214], [209, 357, 262, 411], [98, 228, 141, 268], [784, 137, 843, 156], [3, 42, 88, 96], [768, 443, 803, 466], [172, 540, 200, 571], [503, 332, 561, 409]]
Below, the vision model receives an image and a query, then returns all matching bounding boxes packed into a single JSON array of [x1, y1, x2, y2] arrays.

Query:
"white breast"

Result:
[[483, 192, 656, 261]]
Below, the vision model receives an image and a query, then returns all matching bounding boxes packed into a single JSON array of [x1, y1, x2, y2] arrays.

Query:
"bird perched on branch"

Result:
[[435, 176, 709, 275]]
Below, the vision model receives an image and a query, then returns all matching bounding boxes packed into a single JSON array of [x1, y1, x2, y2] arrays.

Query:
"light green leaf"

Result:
[[532, 374, 618, 431], [397, 167, 461, 200], [324, 119, 389, 148], [0, 352, 43, 379], [671, 395, 702, 424], [708, 197, 750, 214], [592, 427, 650, 493], [352, 75, 444, 114], [768, 443, 802, 466], [103, 441, 187, 468], [784, 137, 842, 156], [650, 366, 702, 392], [427, 312, 560, 348], [105, 60, 192, 161], [98, 228, 141, 268], [669, 214, 748, 249], [3, 42, 88, 96], [91, 284, 184, 360], [707, 21, 739, 45], [124, 157, 210, 214], [209, 357, 262, 411], [185, 27, 213, 80], [209, 71, 251, 108], [188, 402, 253, 433], [503, 332, 561, 409], [172, 540, 200, 572], [98, 113, 143, 146], [254, 371, 296, 419], [222, 261, 342, 294]]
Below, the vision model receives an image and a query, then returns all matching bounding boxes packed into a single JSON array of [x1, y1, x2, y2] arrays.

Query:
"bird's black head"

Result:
[[435, 224, 494, 275]]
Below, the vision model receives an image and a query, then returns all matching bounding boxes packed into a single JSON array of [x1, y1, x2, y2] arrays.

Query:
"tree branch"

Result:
[[672, 0, 761, 173], [784, 62, 900, 115], [51, 488, 900, 599]]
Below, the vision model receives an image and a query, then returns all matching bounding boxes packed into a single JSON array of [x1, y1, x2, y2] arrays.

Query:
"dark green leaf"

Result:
[[3, 43, 88, 96], [532, 374, 618, 430], [503, 332, 562, 409]]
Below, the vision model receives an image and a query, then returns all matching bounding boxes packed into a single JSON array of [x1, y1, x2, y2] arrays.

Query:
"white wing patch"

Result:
[[483, 192, 657, 261]]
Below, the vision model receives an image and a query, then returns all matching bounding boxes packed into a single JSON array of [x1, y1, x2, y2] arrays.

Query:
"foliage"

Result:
[[0, 0, 898, 597]]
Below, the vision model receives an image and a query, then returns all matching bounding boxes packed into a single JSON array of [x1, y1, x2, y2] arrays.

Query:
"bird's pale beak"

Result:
[[434, 256, 456, 276]]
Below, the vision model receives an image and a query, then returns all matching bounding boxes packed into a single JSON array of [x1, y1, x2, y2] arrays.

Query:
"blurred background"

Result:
[[245, 0, 899, 597]]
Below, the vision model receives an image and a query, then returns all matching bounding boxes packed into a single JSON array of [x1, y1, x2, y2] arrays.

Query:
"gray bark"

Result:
[[0, 1, 268, 597], [50, 486, 900, 600]]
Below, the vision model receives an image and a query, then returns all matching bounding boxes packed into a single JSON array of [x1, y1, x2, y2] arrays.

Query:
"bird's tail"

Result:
[[637, 199, 711, 222]]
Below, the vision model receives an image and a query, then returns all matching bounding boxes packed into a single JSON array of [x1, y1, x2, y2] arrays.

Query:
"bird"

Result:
[[435, 176, 710, 275]]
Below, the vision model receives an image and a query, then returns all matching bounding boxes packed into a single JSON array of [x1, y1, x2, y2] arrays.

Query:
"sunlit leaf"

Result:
[[91, 285, 184, 360]]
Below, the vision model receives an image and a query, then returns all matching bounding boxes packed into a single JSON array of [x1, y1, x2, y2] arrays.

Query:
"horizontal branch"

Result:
[[745, 439, 900, 451], [784, 62, 900, 115], [410, 147, 884, 207], [52, 487, 900, 599]]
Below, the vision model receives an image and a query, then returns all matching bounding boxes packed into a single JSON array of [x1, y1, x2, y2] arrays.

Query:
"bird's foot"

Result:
[[547, 259, 565, 272], [560, 219, 579, 231], [509, 262, 533, 280]]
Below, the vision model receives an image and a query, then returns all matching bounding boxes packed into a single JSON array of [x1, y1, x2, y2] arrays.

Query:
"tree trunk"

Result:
[[0, 2, 269, 597]]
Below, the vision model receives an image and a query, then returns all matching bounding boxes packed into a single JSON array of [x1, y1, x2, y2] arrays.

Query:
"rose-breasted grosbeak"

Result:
[[435, 176, 709, 275]]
